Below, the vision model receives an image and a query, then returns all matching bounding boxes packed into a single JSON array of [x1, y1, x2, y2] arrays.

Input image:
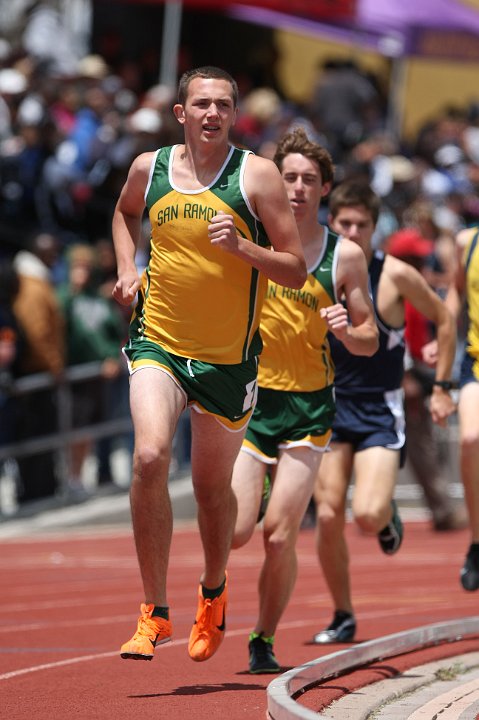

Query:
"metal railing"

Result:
[[0, 362, 133, 501], [0, 362, 132, 460]]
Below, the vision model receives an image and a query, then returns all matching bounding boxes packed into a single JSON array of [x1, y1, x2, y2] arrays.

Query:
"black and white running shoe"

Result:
[[312, 611, 356, 644], [460, 545, 479, 591], [378, 499, 403, 555]]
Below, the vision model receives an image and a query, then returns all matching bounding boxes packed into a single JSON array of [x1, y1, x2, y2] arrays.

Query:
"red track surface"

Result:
[[2, 519, 478, 719]]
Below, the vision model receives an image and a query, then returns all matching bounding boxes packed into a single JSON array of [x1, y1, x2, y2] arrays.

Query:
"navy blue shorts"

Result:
[[459, 348, 479, 388], [332, 388, 406, 466]]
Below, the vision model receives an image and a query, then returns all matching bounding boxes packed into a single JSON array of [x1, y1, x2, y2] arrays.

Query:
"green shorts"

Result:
[[243, 385, 335, 463], [123, 338, 258, 430]]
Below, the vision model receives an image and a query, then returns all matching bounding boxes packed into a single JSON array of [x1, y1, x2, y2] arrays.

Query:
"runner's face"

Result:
[[280, 153, 329, 223], [329, 204, 375, 254], [178, 77, 237, 142]]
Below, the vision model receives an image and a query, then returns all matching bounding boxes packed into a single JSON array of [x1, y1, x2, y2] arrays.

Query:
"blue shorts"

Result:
[[459, 348, 479, 388], [332, 388, 406, 466]]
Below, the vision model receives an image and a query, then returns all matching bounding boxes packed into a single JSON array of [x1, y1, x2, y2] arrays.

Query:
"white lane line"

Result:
[[2, 613, 476, 685], [0, 651, 118, 680], [0, 620, 329, 682]]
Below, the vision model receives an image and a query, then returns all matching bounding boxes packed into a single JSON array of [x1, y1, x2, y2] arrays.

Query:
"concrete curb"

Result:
[[323, 651, 479, 719], [267, 618, 479, 720]]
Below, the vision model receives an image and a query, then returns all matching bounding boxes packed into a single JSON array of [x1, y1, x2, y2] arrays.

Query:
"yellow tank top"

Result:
[[257, 228, 339, 392], [129, 145, 269, 364], [465, 229, 479, 358]]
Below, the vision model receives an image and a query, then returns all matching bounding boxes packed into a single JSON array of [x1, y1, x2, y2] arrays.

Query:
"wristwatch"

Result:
[[432, 380, 454, 390]]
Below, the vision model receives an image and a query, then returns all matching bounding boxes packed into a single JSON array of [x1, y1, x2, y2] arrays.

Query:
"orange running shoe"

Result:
[[188, 574, 228, 662], [120, 603, 172, 660]]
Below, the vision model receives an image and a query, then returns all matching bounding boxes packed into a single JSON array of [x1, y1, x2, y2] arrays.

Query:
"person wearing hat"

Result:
[[312, 180, 456, 645], [386, 227, 434, 259]]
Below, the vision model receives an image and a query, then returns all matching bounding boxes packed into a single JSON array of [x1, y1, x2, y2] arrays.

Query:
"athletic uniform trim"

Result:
[[144, 148, 160, 202], [124, 340, 259, 430], [239, 150, 260, 220], [131, 144, 269, 365], [124, 144, 268, 427], [256, 227, 339, 392], [244, 227, 339, 460], [167, 144, 235, 195], [331, 235, 340, 305], [460, 228, 479, 387]]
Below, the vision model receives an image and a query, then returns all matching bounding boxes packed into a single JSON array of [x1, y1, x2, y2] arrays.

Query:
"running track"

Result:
[[2, 516, 478, 719]]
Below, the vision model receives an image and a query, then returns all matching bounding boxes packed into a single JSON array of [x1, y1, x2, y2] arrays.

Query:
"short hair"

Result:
[[177, 66, 239, 107], [273, 127, 334, 185], [328, 180, 381, 225]]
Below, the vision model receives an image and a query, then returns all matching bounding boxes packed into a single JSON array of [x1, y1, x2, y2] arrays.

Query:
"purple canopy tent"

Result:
[[358, 0, 479, 58], [227, 0, 479, 137], [229, 0, 479, 60], [114, 0, 479, 138]]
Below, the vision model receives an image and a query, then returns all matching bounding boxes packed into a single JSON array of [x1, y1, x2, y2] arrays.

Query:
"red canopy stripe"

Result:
[[107, 0, 356, 22]]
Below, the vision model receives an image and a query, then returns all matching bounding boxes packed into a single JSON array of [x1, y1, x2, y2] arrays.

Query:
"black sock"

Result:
[[201, 577, 226, 600], [151, 606, 169, 620]]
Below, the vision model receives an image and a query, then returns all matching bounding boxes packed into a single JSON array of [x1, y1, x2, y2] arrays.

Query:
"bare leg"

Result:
[[190, 410, 247, 589], [458, 383, 479, 543], [129, 368, 186, 606], [315, 443, 354, 613], [232, 449, 269, 548], [353, 446, 400, 534], [254, 447, 322, 637]]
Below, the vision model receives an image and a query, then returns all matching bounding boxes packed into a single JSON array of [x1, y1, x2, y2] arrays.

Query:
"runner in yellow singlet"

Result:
[[230, 127, 379, 673], [112, 67, 307, 666], [448, 226, 479, 591]]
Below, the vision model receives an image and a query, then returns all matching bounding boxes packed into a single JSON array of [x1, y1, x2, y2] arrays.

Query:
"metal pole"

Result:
[[386, 54, 407, 144], [56, 377, 73, 499], [159, 1, 183, 89]]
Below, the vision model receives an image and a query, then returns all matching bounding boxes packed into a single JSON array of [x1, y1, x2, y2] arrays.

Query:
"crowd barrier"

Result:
[[0, 362, 191, 507]]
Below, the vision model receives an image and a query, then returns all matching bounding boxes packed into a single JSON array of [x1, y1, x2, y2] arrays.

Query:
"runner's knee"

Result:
[[317, 501, 344, 536], [354, 506, 383, 534], [133, 443, 170, 480], [263, 523, 297, 558]]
